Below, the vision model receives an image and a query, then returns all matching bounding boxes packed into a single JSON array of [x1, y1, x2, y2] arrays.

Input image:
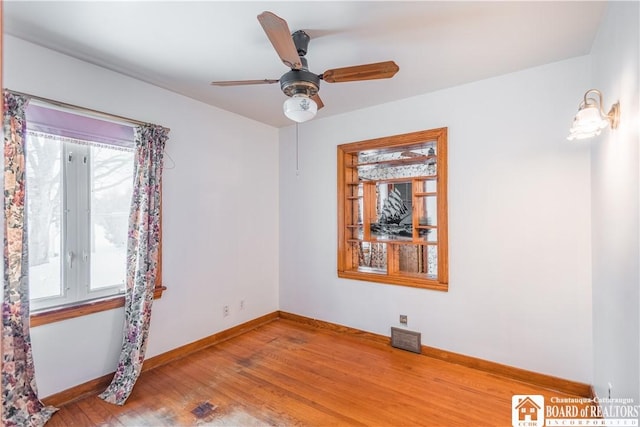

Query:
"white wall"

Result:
[[589, 2, 640, 403], [279, 56, 594, 383], [3, 35, 280, 397]]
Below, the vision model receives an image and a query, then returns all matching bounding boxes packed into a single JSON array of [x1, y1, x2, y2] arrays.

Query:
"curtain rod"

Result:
[[4, 88, 170, 132]]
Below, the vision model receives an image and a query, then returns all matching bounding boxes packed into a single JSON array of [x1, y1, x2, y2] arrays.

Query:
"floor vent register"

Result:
[[391, 327, 422, 354]]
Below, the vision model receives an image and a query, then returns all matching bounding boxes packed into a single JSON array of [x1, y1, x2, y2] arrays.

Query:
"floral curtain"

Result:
[[2, 92, 58, 425], [99, 124, 168, 405]]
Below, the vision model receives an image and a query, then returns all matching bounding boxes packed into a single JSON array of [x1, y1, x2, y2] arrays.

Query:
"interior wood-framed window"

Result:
[[337, 128, 448, 291]]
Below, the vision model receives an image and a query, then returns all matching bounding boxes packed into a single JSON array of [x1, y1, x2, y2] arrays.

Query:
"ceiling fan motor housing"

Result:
[[280, 69, 320, 97]]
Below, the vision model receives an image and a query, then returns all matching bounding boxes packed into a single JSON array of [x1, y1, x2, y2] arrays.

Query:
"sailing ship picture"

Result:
[[379, 187, 408, 224], [370, 183, 430, 240]]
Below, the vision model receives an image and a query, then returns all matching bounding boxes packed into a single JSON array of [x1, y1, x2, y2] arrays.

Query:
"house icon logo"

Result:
[[512, 395, 544, 427]]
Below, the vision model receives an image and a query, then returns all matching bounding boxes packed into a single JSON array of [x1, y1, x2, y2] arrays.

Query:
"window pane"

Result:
[[427, 245, 438, 278], [417, 178, 437, 193], [358, 163, 430, 181], [418, 195, 437, 226], [357, 142, 437, 180], [26, 134, 64, 300], [352, 241, 387, 273], [90, 146, 134, 291], [398, 245, 426, 274], [358, 144, 435, 163], [397, 244, 437, 279]]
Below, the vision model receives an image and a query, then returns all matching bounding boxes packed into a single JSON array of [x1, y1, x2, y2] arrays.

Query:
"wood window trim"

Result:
[[31, 203, 165, 327], [337, 127, 449, 291], [30, 284, 165, 327]]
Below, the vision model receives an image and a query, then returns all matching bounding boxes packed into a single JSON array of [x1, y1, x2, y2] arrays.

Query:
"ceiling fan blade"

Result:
[[322, 61, 399, 83], [257, 11, 302, 70], [210, 79, 279, 87], [311, 94, 324, 110]]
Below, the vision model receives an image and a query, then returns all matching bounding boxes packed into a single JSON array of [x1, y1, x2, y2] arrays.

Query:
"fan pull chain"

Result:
[[296, 123, 299, 176]]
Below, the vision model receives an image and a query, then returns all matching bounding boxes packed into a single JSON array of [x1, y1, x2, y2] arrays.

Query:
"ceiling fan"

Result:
[[211, 11, 400, 123]]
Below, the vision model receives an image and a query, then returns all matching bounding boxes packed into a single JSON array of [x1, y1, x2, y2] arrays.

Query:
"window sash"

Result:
[[28, 138, 130, 311]]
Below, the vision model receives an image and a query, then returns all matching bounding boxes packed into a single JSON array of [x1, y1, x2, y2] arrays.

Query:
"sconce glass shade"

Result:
[[567, 89, 620, 141], [283, 94, 317, 123], [567, 104, 609, 140]]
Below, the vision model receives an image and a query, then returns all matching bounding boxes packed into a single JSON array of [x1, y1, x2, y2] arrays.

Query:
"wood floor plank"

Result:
[[230, 322, 501, 425], [217, 336, 429, 425], [45, 318, 590, 426], [54, 401, 95, 426], [74, 398, 127, 426], [192, 348, 354, 426]]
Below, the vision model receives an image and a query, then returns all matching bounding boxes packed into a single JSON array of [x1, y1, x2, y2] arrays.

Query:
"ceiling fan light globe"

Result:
[[283, 94, 317, 123]]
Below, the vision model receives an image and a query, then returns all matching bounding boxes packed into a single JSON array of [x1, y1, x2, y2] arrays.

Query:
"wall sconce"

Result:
[[568, 89, 620, 140]]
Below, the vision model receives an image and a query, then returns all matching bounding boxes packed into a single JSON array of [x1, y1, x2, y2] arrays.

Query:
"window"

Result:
[[26, 103, 135, 311], [23, 103, 163, 318], [337, 128, 449, 291]]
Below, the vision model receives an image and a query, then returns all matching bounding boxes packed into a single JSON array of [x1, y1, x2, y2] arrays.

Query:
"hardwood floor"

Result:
[[47, 319, 585, 426]]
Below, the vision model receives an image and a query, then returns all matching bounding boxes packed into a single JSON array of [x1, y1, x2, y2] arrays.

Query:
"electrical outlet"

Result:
[[399, 314, 408, 325], [223, 305, 229, 317], [240, 299, 245, 310]]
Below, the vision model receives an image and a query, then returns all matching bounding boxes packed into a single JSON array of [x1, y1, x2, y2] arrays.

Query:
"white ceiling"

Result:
[[4, 1, 606, 128]]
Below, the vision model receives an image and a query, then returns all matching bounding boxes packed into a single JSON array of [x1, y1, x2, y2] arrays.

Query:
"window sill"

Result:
[[338, 270, 448, 291], [30, 286, 166, 327]]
